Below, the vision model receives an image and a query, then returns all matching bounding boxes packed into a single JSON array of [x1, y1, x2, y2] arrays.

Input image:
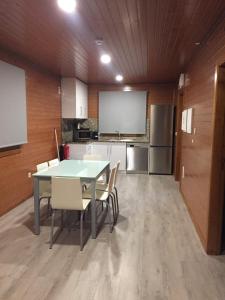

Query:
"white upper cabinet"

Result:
[[75, 79, 88, 119], [61, 78, 88, 119]]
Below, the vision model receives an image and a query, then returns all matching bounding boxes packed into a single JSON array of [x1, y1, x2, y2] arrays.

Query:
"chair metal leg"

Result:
[[60, 210, 64, 230], [44, 197, 52, 217], [110, 193, 116, 224], [49, 210, 55, 249], [80, 211, 84, 251], [114, 187, 119, 218], [108, 196, 114, 233]]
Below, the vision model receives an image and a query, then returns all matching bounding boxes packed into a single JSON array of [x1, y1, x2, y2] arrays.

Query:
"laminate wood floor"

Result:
[[1, 175, 225, 300]]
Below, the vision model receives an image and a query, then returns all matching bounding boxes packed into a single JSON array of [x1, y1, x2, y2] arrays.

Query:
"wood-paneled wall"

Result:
[[180, 18, 225, 254], [88, 83, 176, 118], [0, 48, 61, 216]]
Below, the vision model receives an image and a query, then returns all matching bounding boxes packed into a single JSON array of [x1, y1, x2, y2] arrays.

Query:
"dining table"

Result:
[[32, 159, 110, 238]]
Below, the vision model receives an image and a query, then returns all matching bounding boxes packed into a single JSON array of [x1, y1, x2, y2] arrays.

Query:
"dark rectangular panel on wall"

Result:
[[0, 49, 61, 216]]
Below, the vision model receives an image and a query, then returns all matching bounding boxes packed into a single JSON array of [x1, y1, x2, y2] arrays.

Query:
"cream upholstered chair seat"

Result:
[[50, 177, 91, 251], [95, 183, 108, 192], [48, 158, 60, 167], [83, 189, 108, 201], [83, 154, 102, 161], [36, 162, 51, 215]]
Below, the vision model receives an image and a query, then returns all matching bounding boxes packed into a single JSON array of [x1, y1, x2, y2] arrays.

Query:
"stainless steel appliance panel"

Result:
[[149, 147, 172, 174], [150, 105, 174, 146], [126, 143, 149, 174]]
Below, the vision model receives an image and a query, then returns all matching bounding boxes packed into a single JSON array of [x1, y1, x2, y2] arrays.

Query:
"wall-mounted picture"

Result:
[[186, 108, 193, 134], [182, 109, 187, 132]]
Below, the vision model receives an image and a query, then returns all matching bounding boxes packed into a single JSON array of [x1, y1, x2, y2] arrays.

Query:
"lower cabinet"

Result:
[[92, 142, 126, 170], [69, 142, 126, 171], [91, 143, 109, 161], [109, 143, 126, 170], [69, 144, 87, 160]]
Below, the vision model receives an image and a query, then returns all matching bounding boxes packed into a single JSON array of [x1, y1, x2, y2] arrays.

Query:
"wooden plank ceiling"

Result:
[[0, 0, 224, 84]]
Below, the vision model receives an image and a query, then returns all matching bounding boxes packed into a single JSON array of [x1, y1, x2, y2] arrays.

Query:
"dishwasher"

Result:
[[126, 143, 149, 174]]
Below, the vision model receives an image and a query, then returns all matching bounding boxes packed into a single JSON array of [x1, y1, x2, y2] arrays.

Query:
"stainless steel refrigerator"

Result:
[[149, 104, 174, 174]]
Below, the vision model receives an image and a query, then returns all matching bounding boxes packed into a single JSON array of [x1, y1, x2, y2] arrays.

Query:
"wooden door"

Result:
[[208, 65, 225, 254]]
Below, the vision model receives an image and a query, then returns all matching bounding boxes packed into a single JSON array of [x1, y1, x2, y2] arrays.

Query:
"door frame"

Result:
[[207, 65, 225, 254], [174, 90, 183, 181]]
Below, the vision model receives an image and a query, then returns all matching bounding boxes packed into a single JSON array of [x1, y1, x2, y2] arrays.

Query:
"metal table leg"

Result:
[[34, 177, 40, 235], [91, 179, 97, 238]]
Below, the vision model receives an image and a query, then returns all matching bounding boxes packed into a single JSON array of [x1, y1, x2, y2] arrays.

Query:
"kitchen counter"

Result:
[[68, 137, 149, 144], [97, 137, 149, 143]]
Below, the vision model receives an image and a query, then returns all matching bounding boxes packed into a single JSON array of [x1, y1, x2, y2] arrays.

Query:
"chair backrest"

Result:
[[51, 177, 84, 210], [114, 160, 120, 186], [36, 162, 48, 172], [108, 167, 117, 193], [48, 158, 60, 167], [83, 154, 102, 161]]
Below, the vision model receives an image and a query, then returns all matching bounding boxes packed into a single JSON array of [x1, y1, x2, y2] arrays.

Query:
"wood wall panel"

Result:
[[180, 18, 225, 253], [88, 83, 176, 118], [0, 49, 61, 216]]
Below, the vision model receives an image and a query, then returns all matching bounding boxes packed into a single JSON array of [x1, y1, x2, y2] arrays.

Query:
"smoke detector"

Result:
[[95, 38, 103, 46]]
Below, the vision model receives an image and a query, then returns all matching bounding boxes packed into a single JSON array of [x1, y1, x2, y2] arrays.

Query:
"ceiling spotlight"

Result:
[[57, 0, 76, 13], [115, 74, 123, 82], [124, 86, 132, 92], [100, 54, 111, 64]]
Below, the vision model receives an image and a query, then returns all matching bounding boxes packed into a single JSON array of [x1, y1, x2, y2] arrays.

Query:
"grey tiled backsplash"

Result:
[[62, 118, 98, 143], [82, 118, 98, 131]]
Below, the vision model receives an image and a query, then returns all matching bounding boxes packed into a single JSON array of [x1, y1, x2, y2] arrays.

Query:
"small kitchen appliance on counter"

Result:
[[90, 131, 99, 140], [74, 128, 91, 141]]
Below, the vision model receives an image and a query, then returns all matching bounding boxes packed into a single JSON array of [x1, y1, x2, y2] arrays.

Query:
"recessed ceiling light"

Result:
[[115, 74, 123, 82], [100, 54, 111, 64], [124, 86, 132, 92], [57, 0, 76, 13]]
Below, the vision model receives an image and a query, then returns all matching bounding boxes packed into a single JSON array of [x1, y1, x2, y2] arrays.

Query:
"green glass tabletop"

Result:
[[33, 160, 110, 179]]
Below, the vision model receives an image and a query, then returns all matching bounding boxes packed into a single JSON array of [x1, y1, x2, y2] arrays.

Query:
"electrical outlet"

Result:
[[28, 172, 32, 178], [182, 166, 185, 179]]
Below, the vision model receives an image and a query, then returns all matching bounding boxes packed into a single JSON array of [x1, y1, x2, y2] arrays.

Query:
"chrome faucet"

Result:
[[115, 130, 120, 140]]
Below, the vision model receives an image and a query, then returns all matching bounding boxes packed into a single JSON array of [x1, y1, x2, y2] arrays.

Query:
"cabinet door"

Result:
[[92, 143, 109, 160], [109, 143, 126, 170], [69, 144, 87, 160], [81, 84, 88, 118], [61, 78, 76, 118], [76, 79, 88, 119]]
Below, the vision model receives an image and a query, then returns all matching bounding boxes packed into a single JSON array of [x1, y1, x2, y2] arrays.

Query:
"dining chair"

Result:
[[36, 162, 51, 215], [95, 161, 120, 223], [83, 153, 105, 184], [83, 167, 116, 233], [50, 177, 91, 251], [83, 154, 102, 161], [48, 158, 60, 167]]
